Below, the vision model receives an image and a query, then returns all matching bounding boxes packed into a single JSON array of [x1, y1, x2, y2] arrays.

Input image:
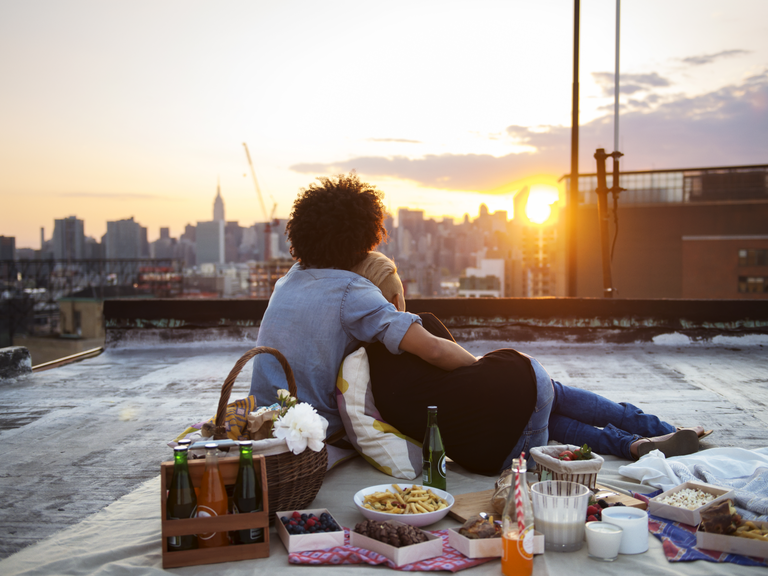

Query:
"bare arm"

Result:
[[398, 322, 478, 371]]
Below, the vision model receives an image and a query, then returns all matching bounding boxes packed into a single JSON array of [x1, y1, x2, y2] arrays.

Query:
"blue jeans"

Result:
[[502, 357, 676, 469]]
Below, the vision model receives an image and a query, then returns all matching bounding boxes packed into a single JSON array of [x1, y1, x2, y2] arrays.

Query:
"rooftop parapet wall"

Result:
[[104, 298, 768, 347]]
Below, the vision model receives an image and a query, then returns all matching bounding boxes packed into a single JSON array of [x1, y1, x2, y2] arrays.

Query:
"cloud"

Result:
[[59, 192, 171, 200], [290, 72, 768, 191], [681, 49, 751, 66], [592, 72, 670, 96], [367, 138, 422, 144]]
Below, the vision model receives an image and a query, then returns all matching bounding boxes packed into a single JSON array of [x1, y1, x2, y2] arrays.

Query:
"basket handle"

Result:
[[212, 346, 296, 439]]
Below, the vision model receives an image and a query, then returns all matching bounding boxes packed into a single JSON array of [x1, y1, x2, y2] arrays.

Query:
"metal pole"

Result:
[[614, 0, 621, 152], [594, 148, 614, 297], [568, 0, 580, 297]]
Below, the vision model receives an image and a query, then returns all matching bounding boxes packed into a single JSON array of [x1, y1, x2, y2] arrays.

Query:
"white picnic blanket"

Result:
[[618, 447, 768, 520]]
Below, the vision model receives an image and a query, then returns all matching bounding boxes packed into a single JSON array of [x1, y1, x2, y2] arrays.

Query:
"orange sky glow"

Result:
[[1, 1, 766, 248]]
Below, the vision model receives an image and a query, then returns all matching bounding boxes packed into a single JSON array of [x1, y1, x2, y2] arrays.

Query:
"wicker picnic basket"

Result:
[[210, 346, 328, 524]]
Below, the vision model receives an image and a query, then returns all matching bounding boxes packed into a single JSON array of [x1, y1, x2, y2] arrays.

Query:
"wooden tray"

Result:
[[161, 454, 270, 569], [448, 483, 646, 523]]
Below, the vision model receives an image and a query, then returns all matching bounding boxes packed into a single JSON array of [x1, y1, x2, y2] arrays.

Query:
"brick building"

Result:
[[565, 164, 768, 299]]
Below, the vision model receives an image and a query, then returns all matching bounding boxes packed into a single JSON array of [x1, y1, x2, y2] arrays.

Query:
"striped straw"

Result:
[[515, 455, 525, 533]]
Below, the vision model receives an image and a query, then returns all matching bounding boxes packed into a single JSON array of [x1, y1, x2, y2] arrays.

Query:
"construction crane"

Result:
[[243, 142, 279, 260]]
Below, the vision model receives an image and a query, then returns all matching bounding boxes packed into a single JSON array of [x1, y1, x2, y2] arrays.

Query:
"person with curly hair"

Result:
[[248, 174, 477, 439]]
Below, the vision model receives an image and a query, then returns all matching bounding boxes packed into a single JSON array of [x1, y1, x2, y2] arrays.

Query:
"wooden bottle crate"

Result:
[[160, 454, 270, 569]]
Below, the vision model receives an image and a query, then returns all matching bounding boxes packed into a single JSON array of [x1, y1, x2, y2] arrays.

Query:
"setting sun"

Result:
[[525, 184, 560, 224]]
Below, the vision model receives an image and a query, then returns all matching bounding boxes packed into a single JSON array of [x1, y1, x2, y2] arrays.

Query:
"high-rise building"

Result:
[[84, 237, 104, 259], [213, 182, 225, 222], [196, 220, 225, 265], [150, 227, 176, 259], [53, 216, 85, 260], [0, 236, 15, 260], [105, 217, 145, 259], [506, 187, 566, 297]]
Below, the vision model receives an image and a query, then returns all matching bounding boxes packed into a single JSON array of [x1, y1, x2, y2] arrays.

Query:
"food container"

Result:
[[530, 445, 604, 490], [447, 529, 545, 558], [275, 508, 345, 553], [350, 521, 443, 566], [696, 521, 768, 560], [648, 481, 734, 526], [160, 454, 269, 569]]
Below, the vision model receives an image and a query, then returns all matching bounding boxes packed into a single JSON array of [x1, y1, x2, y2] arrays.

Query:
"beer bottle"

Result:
[[422, 406, 446, 490], [229, 440, 265, 544], [166, 445, 198, 552], [196, 443, 230, 548]]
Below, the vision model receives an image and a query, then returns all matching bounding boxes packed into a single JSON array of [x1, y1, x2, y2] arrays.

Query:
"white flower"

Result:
[[272, 402, 328, 455], [276, 389, 292, 401]]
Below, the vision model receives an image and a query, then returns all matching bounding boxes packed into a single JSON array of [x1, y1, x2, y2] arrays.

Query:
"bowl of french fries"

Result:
[[353, 483, 454, 527]]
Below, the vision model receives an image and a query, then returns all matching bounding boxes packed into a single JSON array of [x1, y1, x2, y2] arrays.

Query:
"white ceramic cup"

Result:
[[585, 522, 623, 561], [600, 507, 649, 554]]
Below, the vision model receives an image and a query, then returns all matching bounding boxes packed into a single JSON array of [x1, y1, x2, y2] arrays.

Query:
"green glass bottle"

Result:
[[422, 406, 446, 490], [166, 445, 198, 551], [229, 440, 264, 544]]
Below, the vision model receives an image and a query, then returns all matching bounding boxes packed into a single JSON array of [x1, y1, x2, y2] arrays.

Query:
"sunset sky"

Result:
[[1, 0, 766, 248]]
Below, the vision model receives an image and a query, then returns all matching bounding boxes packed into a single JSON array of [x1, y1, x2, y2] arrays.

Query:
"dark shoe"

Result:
[[636, 429, 699, 459], [677, 426, 713, 440]]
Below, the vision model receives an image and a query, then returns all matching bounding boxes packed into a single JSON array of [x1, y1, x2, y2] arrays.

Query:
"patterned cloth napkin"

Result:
[[633, 491, 768, 567], [288, 528, 496, 572]]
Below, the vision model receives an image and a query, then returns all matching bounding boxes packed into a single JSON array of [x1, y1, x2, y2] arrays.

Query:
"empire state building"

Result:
[[213, 182, 225, 222]]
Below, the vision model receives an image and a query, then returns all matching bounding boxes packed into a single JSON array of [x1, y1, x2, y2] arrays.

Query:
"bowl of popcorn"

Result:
[[649, 481, 734, 526], [353, 483, 454, 527]]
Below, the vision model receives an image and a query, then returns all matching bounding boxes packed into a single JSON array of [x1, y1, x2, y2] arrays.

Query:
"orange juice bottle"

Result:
[[502, 529, 534, 576], [501, 457, 533, 576], [196, 443, 230, 548]]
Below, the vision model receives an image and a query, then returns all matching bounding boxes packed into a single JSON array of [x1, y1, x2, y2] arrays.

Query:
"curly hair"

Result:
[[286, 173, 388, 270]]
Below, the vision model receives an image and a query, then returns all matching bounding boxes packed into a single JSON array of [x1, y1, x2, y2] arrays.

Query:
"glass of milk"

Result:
[[530, 480, 590, 552]]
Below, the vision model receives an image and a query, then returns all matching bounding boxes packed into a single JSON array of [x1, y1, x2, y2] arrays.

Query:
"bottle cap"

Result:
[[173, 445, 189, 452], [237, 440, 253, 447], [204, 442, 217, 449], [178, 439, 191, 445], [427, 405, 437, 411]]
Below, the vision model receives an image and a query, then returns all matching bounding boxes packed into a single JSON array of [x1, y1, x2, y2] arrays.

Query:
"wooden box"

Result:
[[160, 454, 270, 569]]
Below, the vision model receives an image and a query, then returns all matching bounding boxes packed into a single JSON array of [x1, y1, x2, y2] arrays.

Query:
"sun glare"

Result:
[[525, 184, 560, 224]]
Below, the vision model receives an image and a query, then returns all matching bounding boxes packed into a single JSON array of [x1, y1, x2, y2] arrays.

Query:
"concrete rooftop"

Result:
[[1, 297, 767, 571]]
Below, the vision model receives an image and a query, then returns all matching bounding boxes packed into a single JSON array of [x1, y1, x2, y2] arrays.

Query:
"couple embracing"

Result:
[[249, 174, 705, 475]]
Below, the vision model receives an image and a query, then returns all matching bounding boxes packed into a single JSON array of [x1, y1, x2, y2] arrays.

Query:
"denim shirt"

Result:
[[249, 263, 421, 437]]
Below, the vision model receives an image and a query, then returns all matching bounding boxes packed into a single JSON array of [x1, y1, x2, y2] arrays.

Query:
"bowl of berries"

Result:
[[276, 509, 344, 552]]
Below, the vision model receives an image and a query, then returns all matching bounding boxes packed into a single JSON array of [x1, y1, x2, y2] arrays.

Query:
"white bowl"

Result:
[[353, 483, 454, 527]]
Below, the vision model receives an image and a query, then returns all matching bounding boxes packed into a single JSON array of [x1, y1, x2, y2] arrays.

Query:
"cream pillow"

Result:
[[335, 347, 422, 479]]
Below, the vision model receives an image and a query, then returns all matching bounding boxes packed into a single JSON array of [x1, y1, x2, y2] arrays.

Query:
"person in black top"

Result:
[[352, 252, 706, 475]]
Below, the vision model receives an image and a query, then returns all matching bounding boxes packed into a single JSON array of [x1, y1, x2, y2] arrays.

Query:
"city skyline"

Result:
[[2, 1, 767, 247], [11, 188, 525, 252]]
